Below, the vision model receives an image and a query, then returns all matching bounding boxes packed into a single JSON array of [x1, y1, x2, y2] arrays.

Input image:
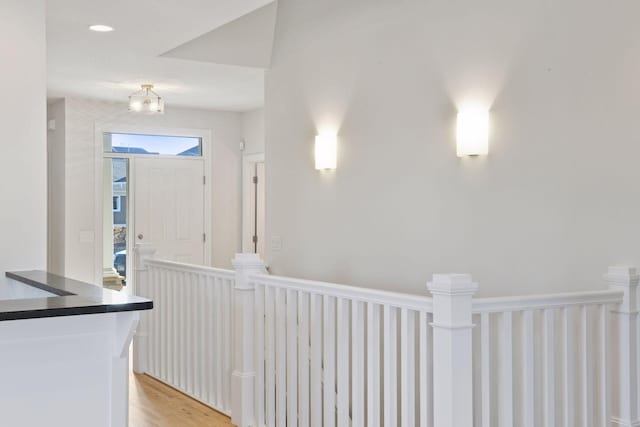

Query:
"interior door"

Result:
[[134, 157, 205, 265]]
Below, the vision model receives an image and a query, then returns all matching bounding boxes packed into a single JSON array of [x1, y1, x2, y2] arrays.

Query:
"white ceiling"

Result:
[[162, 2, 277, 69], [47, 0, 276, 112]]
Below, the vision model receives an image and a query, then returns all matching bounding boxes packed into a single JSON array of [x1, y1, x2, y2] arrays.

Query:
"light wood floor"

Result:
[[129, 372, 233, 427]]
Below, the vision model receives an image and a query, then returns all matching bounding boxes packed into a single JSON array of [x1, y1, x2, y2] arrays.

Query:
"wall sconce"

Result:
[[456, 109, 489, 157], [315, 134, 337, 170]]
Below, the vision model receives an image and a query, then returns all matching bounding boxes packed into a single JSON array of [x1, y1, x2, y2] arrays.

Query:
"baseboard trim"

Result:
[[611, 417, 640, 427]]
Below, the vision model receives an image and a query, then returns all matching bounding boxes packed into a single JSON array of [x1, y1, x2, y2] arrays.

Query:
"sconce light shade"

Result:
[[456, 109, 489, 157], [315, 134, 337, 170]]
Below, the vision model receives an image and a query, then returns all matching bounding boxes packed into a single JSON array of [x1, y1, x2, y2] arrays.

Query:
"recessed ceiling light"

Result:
[[89, 24, 114, 32]]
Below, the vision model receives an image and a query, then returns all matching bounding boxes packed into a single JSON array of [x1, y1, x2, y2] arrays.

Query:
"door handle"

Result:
[[138, 234, 144, 240]]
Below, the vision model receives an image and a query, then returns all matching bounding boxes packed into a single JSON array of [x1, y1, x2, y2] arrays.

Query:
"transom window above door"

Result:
[[104, 132, 202, 157]]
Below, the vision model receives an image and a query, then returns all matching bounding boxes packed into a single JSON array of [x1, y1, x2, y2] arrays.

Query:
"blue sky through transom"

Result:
[[109, 133, 201, 156]]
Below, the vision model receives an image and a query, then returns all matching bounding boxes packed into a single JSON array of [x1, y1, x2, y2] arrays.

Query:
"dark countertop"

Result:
[[1, 271, 153, 321]]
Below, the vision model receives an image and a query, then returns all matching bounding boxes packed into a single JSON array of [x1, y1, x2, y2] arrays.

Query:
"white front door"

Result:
[[134, 157, 205, 265]]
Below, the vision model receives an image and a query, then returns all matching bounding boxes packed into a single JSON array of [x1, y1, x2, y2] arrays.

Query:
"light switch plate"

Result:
[[79, 230, 94, 243], [271, 235, 282, 252]]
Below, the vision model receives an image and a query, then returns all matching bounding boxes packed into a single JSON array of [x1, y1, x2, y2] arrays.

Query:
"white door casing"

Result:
[[242, 152, 265, 257], [255, 161, 265, 257]]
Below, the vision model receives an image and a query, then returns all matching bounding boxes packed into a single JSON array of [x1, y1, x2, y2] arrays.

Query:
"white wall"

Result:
[[47, 99, 66, 276], [48, 98, 243, 283], [0, 0, 47, 286], [265, 0, 640, 297], [241, 108, 265, 154]]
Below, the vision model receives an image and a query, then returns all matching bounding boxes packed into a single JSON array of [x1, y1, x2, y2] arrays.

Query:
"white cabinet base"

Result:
[[0, 311, 139, 427]]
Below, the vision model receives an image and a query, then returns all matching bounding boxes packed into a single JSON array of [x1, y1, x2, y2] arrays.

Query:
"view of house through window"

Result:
[[103, 157, 128, 290], [103, 132, 202, 156]]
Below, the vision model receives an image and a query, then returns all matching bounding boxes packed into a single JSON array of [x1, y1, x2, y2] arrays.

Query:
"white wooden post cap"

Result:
[[134, 243, 156, 268], [232, 253, 265, 269], [427, 273, 478, 295], [604, 266, 639, 285], [232, 253, 267, 290], [135, 243, 156, 256]]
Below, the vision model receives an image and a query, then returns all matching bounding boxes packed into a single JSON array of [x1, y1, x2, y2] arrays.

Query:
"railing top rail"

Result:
[[145, 258, 235, 279], [472, 289, 623, 313], [250, 274, 433, 312]]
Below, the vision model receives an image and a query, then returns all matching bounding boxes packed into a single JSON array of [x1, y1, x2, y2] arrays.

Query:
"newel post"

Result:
[[132, 243, 156, 374], [231, 254, 267, 427], [427, 274, 478, 427], [606, 266, 640, 427]]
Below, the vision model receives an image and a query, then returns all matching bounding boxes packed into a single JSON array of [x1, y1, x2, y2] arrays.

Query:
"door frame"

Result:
[[242, 152, 265, 253], [94, 124, 213, 290]]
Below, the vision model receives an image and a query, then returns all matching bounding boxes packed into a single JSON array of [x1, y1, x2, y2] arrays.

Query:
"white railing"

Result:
[[472, 289, 623, 426], [133, 244, 640, 427], [251, 274, 434, 427], [133, 245, 236, 416]]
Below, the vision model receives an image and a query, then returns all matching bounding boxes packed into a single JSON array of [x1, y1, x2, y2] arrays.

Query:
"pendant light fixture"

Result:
[[128, 84, 165, 114]]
